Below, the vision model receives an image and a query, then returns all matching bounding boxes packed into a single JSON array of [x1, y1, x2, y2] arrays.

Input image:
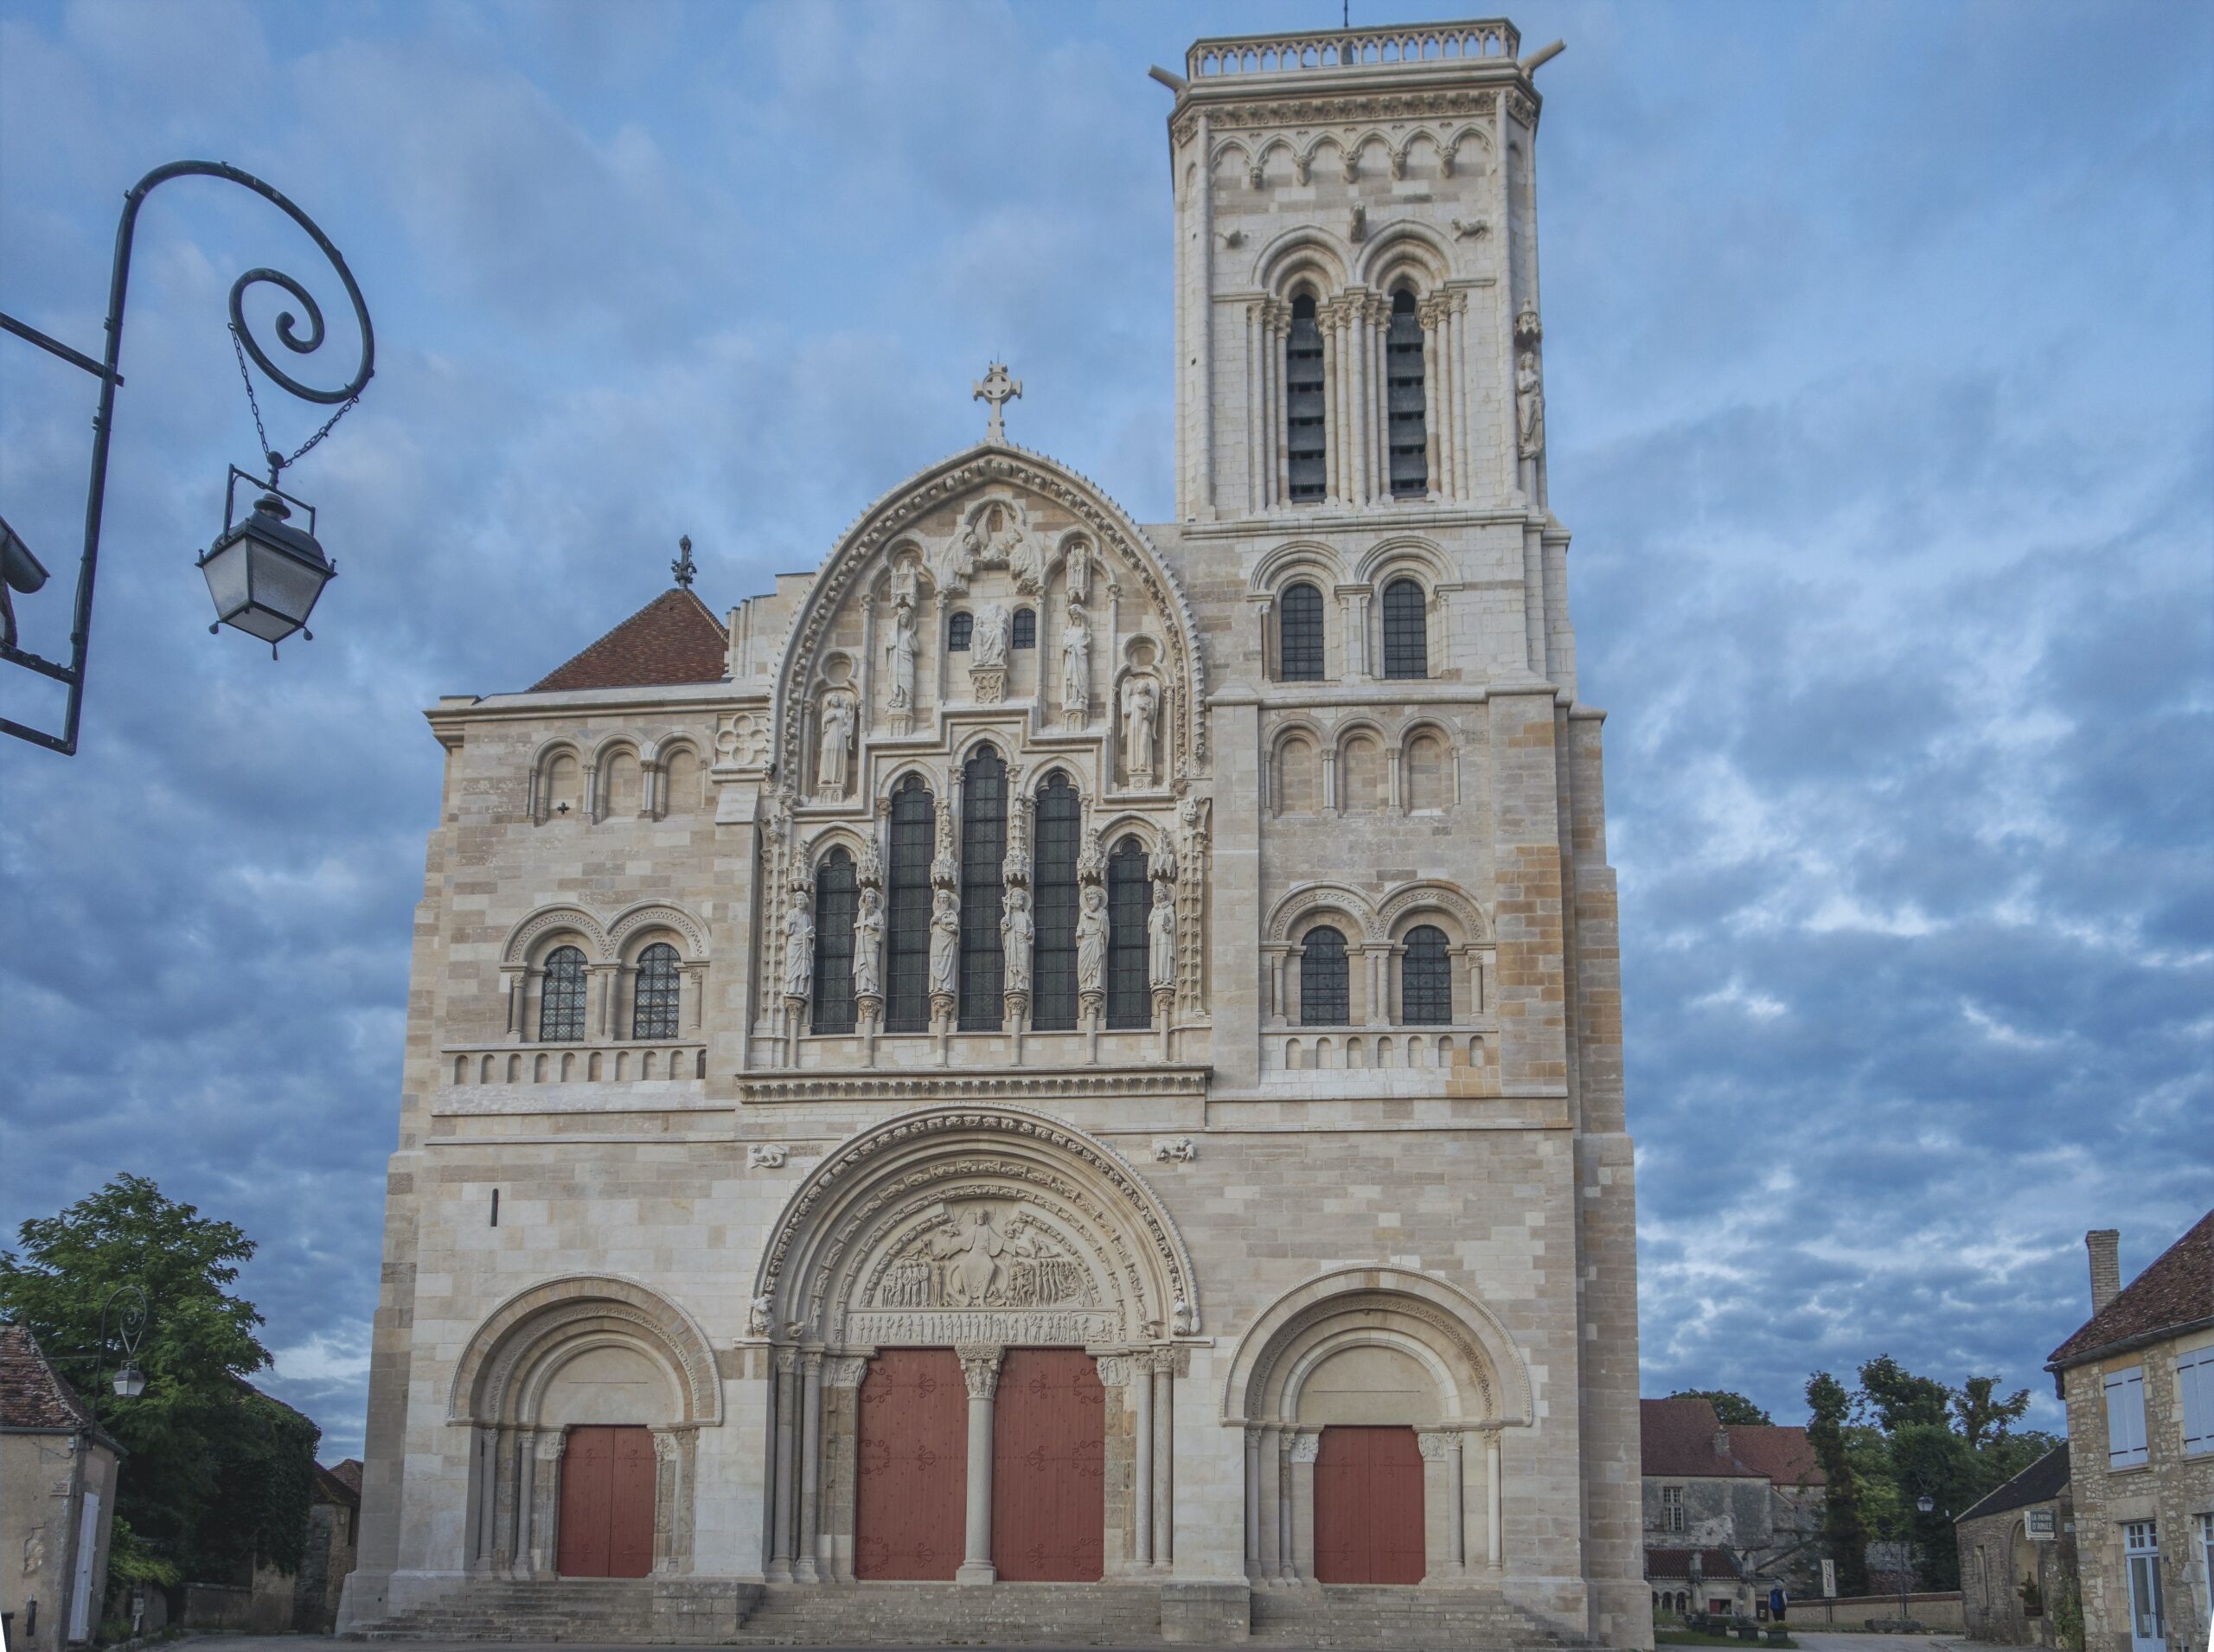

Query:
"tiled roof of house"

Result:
[[1646, 1547, 1746, 1580], [0, 1323, 106, 1437], [1955, 1442, 2070, 1525], [2048, 1209, 2214, 1370], [313, 1460, 362, 1508], [329, 1457, 363, 1495], [1727, 1423, 1827, 1488], [530, 588, 728, 693], [1641, 1397, 1763, 1478]]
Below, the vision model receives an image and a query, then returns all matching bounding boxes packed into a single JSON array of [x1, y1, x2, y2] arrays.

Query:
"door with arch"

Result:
[[557, 1425, 656, 1577], [1313, 1425, 1425, 1584]]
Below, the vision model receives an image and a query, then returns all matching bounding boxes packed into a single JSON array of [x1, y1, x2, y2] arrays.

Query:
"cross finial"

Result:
[[973, 362, 1021, 443], [672, 535, 696, 589]]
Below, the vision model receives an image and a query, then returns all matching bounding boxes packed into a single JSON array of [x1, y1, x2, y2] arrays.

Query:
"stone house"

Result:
[[293, 1460, 362, 1633], [0, 1325, 122, 1652], [2045, 1213, 2213, 1652], [1955, 1443, 2075, 1647], [336, 16, 1652, 1651], [1640, 1396, 1825, 1617]]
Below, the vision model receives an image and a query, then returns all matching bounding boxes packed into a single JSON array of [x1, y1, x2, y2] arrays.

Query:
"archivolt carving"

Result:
[[502, 906, 609, 967], [446, 1272, 722, 1427], [1264, 881, 1380, 947], [1373, 880, 1488, 945], [606, 900, 711, 959]]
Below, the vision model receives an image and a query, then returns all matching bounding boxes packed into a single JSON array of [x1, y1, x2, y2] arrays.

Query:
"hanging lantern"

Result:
[[196, 468, 335, 652], [112, 1361, 147, 1399]]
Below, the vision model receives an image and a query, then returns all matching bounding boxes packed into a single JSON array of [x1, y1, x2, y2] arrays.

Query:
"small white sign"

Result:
[[2028, 1510, 2056, 1541], [1822, 1559, 1838, 1598]]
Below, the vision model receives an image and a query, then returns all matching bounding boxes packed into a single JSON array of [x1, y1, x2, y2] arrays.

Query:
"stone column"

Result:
[[1243, 1427, 1262, 1578], [1487, 1431, 1504, 1570], [1349, 292, 1372, 505], [796, 1351, 824, 1581], [1245, 303, 1263, 512], [1447, 1433, 1468, 1574], [1132, 1353, 1155, 1568], [1320, 309, 1341, 507], [1420, 298, 1443, 498], [1275, 1431, 1294, 1583], [769, 1348, 797, 1579], [502, 969, 525, 1041], [957, 1346, 1002, 1584], [1289, 1430, 1321, 1582], [1150, 1354, 1174, 1567], [1450, 291, 1475, 500]]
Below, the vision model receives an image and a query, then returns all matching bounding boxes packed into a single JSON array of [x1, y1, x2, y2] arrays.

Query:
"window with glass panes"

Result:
[[631, 942, 682, 1040], [811, 851, 858, 1034], [1300, 926, 1349, 1026], [1279, 581, 1325, 682], [948, 611, 973, 651], [1012, 608, 1036, 649], [539, 945, 586, 1041], [885, 777, 934, 1032], [1032, 773, 1079, 1031], [1105, 837, 1154, 1029], [1386, 287, 1428, 496], [1286, 294, 1327, 502], [1400, 925, 1452, 1024], [1381, 578, 1428, 678], [958, 746, 1008, 1030]]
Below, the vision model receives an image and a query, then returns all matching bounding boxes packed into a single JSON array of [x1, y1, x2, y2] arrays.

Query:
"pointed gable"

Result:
[[531, 588, 728, 692], [2048, 1208, 2214, 1370]]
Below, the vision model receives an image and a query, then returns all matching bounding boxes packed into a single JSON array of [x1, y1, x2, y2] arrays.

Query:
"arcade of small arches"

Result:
[[439, 1111, 1533, 1589], [1250, 538, 1457, 686], [1263, 880, 1494, 1038], [529, 733, 708, 825], [1270, 716, 1461, 816]]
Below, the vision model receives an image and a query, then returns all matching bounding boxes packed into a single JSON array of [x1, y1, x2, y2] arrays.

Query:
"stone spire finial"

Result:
[[672, 535, 696, 590], [973, 362, 1021, 443]]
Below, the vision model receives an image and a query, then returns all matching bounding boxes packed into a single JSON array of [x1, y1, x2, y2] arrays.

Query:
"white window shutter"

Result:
[[2179, 1349, 2214, 1454], [2106, 1367, 2149, 1467]]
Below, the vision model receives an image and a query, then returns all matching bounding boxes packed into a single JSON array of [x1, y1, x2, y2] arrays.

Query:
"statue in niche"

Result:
[[883, 598, 918, 713], [783, 891, 815, 1001], [1120, 671, 1161, 781], [1075, 883, 1110, 994], [816, 688, 856, 797], [852, 884, 885, 999], [1001, 886, 1033, 994], [1516, 349, 1545, 459], [971, 600, 1010, 670], [1059, 599, 1091, 719], [1149, 894, 1177, 991], [928, 887, 961, 998]]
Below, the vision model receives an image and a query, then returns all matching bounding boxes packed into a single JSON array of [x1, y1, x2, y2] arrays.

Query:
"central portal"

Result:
[[855, 1350, 967, 1579], [991, 1349, 1104, 1581]]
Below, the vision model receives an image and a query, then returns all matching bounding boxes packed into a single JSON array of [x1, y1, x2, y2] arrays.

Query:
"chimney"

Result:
[[2087, 1229, 2121, 1314]]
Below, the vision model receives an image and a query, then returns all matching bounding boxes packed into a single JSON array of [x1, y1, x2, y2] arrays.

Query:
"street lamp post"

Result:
[[0, 160, 375, 755], [98, 1283, 150, 1399]]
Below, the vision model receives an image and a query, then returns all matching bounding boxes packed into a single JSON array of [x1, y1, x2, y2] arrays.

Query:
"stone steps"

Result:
[[1247, 1583, 1595, 1650], [732, 1580, 1166, 1647]]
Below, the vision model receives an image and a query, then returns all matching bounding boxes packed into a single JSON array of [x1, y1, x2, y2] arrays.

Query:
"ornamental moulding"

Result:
[[733, 1066, 1212, 1106], [1175, 88, 1497, 144]]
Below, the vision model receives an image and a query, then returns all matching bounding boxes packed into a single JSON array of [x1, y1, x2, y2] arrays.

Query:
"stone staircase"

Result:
[[358, 1578, 758, 1642], [1248, 1583, 1597, 1649], [731, 1580, 1166, 1646]]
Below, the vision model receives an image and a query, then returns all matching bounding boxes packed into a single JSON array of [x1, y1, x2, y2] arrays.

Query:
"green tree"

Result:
[[1952, 1375, 2032, 1450], [0, 1175, 319, 1583], [1807, 1371, 1872, 1595], [1856, 1354, 1952, 1432], [1669, 1388, 1774, 1425]]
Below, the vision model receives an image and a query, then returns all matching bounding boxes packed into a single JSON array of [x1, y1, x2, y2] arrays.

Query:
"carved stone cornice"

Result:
[[1177, 88, 1496, 144], [734, 1066, 1211, 1107]]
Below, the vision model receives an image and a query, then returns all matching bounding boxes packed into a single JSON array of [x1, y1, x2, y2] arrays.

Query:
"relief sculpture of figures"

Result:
[[1001, 886, 1033, 993], [851, 884, 884, 999], [783, 892, 815, 1001], [883, 598, 918, 712], [1059, 599, 1091, 720], [970, 600, 1010, 670], [1121, 671, 1160, 780], [928, 886, 961, 996], [816, 688, 855, 798], [1148, 893, 1176, 990], [1516, 349, 1545, 458], [1075, 882, 1109, 993]]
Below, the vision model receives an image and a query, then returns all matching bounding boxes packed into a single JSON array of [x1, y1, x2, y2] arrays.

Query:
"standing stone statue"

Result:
[[783, 893, 816, 1001], [852, 884, 885, 999], [971, 600, 1010, 670], [1516, 349, 1545, 458], [1121, 672, 1161, 779], [1059, 599, 1091, 718], [1001, 886, 1034, 994], [928, 887, 961, 997], [816, 689, 856, 797], [1075, 884, 1110, 994], [1148, 892, 1177, 990], [884, 599, 918, 711]]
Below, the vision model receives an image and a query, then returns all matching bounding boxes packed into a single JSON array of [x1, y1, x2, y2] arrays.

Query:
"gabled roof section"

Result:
[[1728, 1424, 1826, 1488], [1641, 1396, 1762, 1478], [0, 1323, 112, 1445], [531, 587, 728, 693], [2049, 1209, 2214, 1371], [1956, 1442, 2069, 1525]]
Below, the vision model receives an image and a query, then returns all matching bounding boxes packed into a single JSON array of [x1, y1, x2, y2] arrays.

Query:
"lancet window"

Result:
[[948, 611, 973, 651], [1400, 925, 1451, 1025], [958, 746, 1008, 1030], [1279, 581, 1325, 682], [1386, 287, 1429, 497], [631, 942, 682, 1040], [1381, 578, 1429, 679], [1105, 836, 1154, 1029], [885, 776, 934, 1033], [811, 849, 858, 1034], [1031, 772, 1080, 1031], [1299, 925, 1350, 1026], [1286, 294, 1328, 503], [539, 944, 587, 1041], [1011, 607, 1036, 650]]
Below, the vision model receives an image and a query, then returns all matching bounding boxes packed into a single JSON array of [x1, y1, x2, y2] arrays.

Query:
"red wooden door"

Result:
[[557, 1425, 656, 1578], [991, 1348, 1105, 1581], [855, 1349, 967, 1579], [1313, 1425, 1425, 1585]]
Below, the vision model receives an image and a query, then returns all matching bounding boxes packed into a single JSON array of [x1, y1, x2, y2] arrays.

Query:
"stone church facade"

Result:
[[340, 18, 1646, 1648]]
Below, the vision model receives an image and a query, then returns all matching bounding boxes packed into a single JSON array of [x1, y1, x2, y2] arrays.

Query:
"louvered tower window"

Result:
[[1279, 581, 1325, 682], [1400, 925, 1452, 1025], [1012, 608, 1036, 649], [632, 942, 682, 1040], [810, 851, 858, 1034], [958, 746, 1008, 1029], [1032, 772, 1080, 1031], [1386, 287, 1429, 496], [1299, 926, 1350, 1026], [539, 945, 586, 1041], [1381, 578, 1428, 679], [1105, 836, 1154, 1029], [885, 776, 934, 1032], [1286, 294, 1327, 503]]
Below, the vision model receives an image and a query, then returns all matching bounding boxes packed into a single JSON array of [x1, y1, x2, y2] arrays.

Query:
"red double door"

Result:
[[1313, 1425, 1426, 1585], [557, 1425, 656, 1577], [855, 1348, 1104, 1582]]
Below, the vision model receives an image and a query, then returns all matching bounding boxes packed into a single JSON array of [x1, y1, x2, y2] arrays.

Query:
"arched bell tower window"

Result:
[[885, 776, 934, 1033], [1299, 926, 1349, 1027], [1105, 836, 1154, 1029], [948, 611, 973, 651], [1286, 294, 1327, 503], [539, 945, 587, 1041], [811, 850, 858, 1034], [632, 942, 682, 1041], [1386, 287, 1429, 497], [1032, 772, 1080, 1031], [1381, 578, 1429, 679], [1278, 581, 1325, 682], [1400, 925, 1451, 1025], [1011, 608, 1037, 650], [958, 746, 1008, 1031]]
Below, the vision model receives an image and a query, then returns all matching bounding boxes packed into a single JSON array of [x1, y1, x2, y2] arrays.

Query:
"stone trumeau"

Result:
[[341, 18, 1645, 1649]]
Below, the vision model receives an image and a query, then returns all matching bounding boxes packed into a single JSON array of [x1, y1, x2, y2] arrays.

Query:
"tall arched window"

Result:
[[948, 611, 973, 651], [1400, 925, 1451, 1025], [958, 746, 1008, 1030], [1105, 836, 1154, 1029], [1279, 580, 1325, 681], [632, 942, 682, 1040], [539, 944, 587, 1041], [811, 850, 858, 1034], [1405, 729, 1449, 811], [1011, 608, 1037, 650], [1275, 734, 1319, 815], [1286, 294, 1327, 503], [1299, 926, 1349, 1026], [1386, 287, 1428, 497], [885, 776, 934, 1032], [1381, 578, 1428, 679], [1032, 772, 1080, 1031]]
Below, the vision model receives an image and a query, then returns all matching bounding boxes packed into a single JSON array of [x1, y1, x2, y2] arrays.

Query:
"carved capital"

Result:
[[957, 1345, 1004, 1399], [1289, 1431, 1323, 1464], [1417, 1430, 1454, 1462], [823, 1355, 870, 1389], [1093, 1355, 1129, 1390], [800, 1348, 824, 1376], [535, 1429, 567, 1462], [651, 1430, 678, 1463], [774, 1347, 797, 1375]]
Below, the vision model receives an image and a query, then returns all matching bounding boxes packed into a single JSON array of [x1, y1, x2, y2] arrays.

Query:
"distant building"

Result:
[[0, 1324, 122, 1652], [294, 1459, 362, 1633], [1955, 1442, 2074, 1647], [2045, 1213, 2212, 1652], [1640, 1396, 1825, 1617]]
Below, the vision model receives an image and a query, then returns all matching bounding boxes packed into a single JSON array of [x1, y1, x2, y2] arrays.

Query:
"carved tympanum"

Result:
[[871, 1206, 1098, 1312]]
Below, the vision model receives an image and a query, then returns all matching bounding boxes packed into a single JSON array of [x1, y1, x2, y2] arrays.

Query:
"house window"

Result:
[[2177, 1345, 2214, 1455], [1300, 925, 1349, 1026], [1381, 577, 1429, 678], [948, 611, 973, 651], [1279, 581, 1325, 681], [1105, 836, 1154, 1029], [538, 945, 587, 1041], [1386, 286, 1428, 496], [1032, 773, 1080, 1031], [1661, 1485, 1685, 1534], [885, 776, 934, 1032], [2123, 1521, 2164, 1648], [958, 746, 1008, 1031], [810, 852, 857, 1034], [2197, 1514, 2212, 1630], [1011, 607, 1036, 650], [2106, 1366, 2150, 1468], [1286, 294, 1328, 503], [632, 942, 682, 1041], [1401, 925, 1452, 1024]]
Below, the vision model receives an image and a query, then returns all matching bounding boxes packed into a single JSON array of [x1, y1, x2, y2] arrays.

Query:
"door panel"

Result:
[[559, 1425, 656, 1578], [1314, 1425, 1425, 1585], [991, 1348, 1105, 1582], [855, 1349, 966, 1580]]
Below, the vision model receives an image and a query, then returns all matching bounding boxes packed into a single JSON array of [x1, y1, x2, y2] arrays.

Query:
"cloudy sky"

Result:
[[2, 0, 2208, 1460]]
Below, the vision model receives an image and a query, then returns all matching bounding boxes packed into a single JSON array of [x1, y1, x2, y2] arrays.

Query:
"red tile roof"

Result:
[[329, 1457, 363, 1495], [531, 588, 728, 693], [1641, 1396, 1762, 1478], [0, 1323, 105, 1435], [2048, 1209, 2214, 1371], [1646, 1547, 1747, 1580], [1728, 1424, 1827, 1488]]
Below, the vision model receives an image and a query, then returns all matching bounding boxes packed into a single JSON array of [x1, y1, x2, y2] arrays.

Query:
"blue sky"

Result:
[[2, 1, 2208, 1460]]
